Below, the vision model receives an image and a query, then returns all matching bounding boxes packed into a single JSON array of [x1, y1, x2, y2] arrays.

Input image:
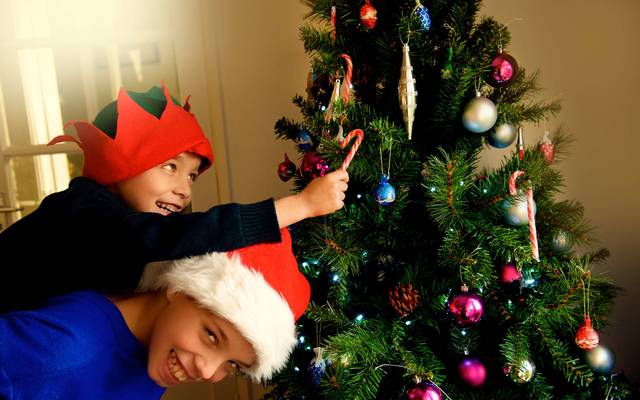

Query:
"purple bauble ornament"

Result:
[[406, 381, 442, 400], [459, 357, 487, 387], [487, 48, 519, 87], [300, 151, 330, 180], [277, 153, 297, 182], [448, 286, 484, 327]]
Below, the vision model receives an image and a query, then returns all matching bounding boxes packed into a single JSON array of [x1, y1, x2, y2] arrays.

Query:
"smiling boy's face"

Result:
[[146, 291, 256, 387], [108, 151, 202, 216]]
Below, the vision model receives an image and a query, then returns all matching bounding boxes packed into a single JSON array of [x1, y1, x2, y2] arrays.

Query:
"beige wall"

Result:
[[481, 0, 640, 381], [185, 1, 639, 397]]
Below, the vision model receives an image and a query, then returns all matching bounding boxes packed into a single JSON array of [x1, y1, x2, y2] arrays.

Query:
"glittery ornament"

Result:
[[308, 347, 328, 387], [277, 153, 297, 182], [296, 127, 314, 151], [576, 316, 600, 350], [486, 47, 519, 87], [550, 230, 573, 254], [585, 345, 615, 373], [414, 1, 431, 31], [458, 357, 487, 387], [389, 283, 420, 317], [503, 358, 536, 384], [462, 91, 498, 133], [500, 262, 522, 284], [406, 380, 442, 400], [360, 0, 377, 29], [374, 174, 396, 205], [488, 123, 517, 148], [448, 286, 484, 327], [300, 151, 330, 180], [539, 130, 555, 164], [502, 193, 536, 227], [398, 43, 418, 139], [441, 47, 454, 79]]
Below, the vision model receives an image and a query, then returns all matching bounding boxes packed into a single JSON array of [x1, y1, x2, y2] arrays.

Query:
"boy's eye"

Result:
[[205, 329, 218, 345], [162, 163, 177, 172], [188, 173, 198, 182]]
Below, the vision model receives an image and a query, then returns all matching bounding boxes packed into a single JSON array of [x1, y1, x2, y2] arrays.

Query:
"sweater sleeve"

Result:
[[70, 178, 282, 262]]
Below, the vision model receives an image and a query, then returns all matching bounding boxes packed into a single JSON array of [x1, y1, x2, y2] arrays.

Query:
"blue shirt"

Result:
[[0, 291, 165, 399]]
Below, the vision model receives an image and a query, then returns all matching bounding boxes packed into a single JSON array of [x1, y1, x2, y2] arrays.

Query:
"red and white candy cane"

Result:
[[340, 54, 353, 104], [341, 129, 364, 171], [509, 170, 540, 261]]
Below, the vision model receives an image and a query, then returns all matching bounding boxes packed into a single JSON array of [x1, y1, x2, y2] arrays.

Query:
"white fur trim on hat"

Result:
[[138, 254, 297, 381]]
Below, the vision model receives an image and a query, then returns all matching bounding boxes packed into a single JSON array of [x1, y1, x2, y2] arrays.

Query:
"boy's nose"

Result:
[[173, 178, 192, 200], [195, 355, 232, 383]]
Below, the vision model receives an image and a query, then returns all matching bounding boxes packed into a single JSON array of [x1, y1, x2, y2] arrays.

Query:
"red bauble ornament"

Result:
[[458, 357, 487, 387], [538, 130, 555, 164], [300, 151, 330, 180], [486, 49, 518, 87], [360, 0, 377, 30], [448, 286, 484, 327], [389, 283, 420, 317], [277, 153, 297, 182], [500, 262, 522, 284], [575, 316, 600, 350]]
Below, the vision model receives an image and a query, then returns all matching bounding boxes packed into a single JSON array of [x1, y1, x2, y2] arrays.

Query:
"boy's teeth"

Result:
[[157, 202, 178, 213], [169, 350, 188, 382]]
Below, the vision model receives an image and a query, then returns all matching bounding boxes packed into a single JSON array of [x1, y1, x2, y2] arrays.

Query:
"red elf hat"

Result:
[[138, 228, 311, 382], [48, 82, 214, 185]]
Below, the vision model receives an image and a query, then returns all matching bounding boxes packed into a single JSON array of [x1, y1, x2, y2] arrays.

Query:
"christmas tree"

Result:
[[268, 0, 636, 398]]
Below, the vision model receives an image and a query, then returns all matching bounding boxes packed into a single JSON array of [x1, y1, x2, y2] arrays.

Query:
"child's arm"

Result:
[[274, 169, 349, 228]]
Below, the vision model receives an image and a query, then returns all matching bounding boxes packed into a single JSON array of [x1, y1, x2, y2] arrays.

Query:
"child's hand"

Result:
[[275, 170, 349, 228]]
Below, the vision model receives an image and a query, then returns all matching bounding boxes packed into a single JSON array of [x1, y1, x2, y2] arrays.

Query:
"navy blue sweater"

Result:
[[0, 177, 281, 312]]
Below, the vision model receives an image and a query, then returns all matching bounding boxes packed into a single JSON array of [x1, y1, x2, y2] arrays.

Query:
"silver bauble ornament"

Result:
[[462, 91, 498, 133], [488, 123, 517, 148], [504, 358, 536, 384], [585, 345, 615, 373], [550, 230, 573, 254], [502, 194, 536, 226]]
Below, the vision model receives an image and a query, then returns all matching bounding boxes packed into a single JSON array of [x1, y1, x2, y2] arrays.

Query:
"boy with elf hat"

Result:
[[0, 83, 348, 312], [0, 228, 310, 399]]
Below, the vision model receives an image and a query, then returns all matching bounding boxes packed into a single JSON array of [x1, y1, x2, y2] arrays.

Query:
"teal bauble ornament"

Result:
[[585, 345, 615, 373]]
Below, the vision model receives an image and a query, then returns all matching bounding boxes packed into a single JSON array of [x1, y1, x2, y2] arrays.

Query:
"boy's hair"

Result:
[[48, 83, 214, 185], [138, 228, 310, 382]]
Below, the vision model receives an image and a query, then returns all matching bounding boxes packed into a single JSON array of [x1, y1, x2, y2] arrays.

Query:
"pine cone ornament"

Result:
[[389, 283, 420, 317]]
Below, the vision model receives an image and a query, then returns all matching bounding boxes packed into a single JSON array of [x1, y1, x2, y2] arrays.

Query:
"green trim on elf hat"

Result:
[[48, 82, 214, 185]]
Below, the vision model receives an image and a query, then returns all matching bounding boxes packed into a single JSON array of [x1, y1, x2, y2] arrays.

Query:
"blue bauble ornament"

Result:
[[373, 174, 396, 205], [415, 3, 431, 31], [308, 347, 328, 387], [296, 128, 313, 151]]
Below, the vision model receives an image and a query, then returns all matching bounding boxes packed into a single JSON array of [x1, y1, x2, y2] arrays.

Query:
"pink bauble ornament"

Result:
[[406, 381, 442, 400], [575, 316, 600, 350], [500, 262, 522, 284], [360, 0, 377, 29], [277, 153, 297, 182], [487, 49, 518, 87], [448, 286, 484, 327], [300, 151, 330, 180], [459, 357, 487, 387]]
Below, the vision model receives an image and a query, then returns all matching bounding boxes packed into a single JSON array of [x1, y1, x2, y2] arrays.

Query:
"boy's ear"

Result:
[[165, 288, 179, 302]]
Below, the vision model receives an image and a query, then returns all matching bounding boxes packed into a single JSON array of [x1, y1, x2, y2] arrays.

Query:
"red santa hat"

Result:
[[138, 228, 310, 381], [48, 82, 214, 185]]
